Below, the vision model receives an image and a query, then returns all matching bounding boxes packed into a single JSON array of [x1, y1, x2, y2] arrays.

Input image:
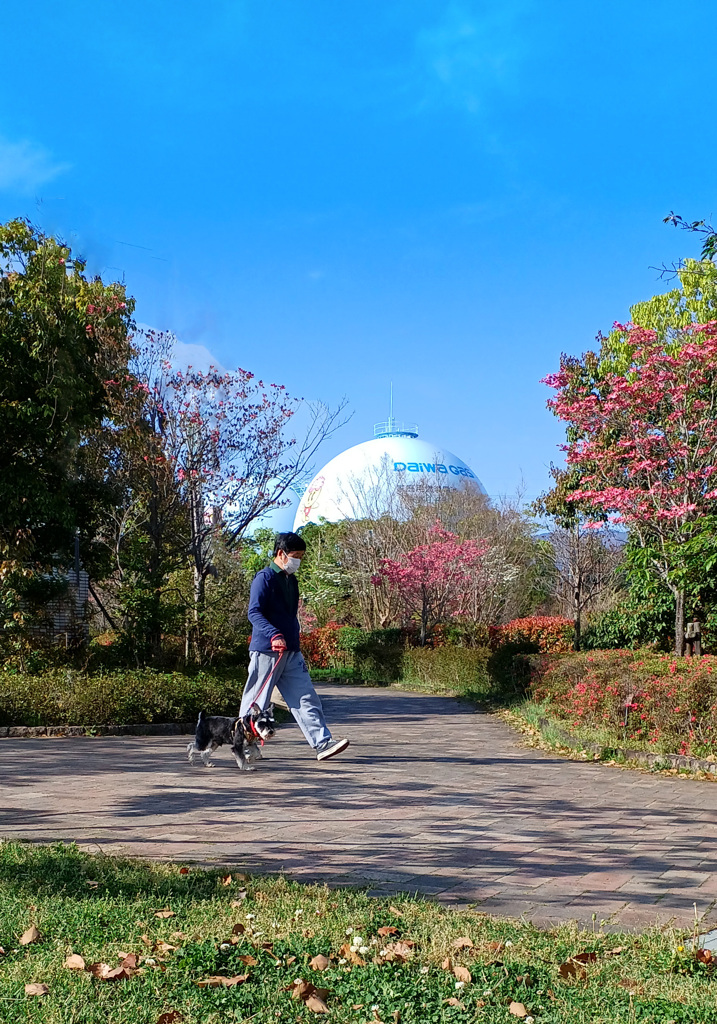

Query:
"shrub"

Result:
[[302, 625, 405, 680], [300, 622, 345, 669], [491, 616, 574, 653], [402, 646, 491, 696], [434, 621, 490, 648], [486, 641, 539, 699], [581, 604, 673, 651], [529, 649, 717, 757], [0, 669, 246, 727], [352, 629, 404, 682]]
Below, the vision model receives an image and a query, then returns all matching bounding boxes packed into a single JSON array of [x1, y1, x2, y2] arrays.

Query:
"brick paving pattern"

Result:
[[2, 684, 717, 930]]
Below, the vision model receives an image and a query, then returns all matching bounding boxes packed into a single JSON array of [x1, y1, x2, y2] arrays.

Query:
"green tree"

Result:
[[0, 219, 134, 631]]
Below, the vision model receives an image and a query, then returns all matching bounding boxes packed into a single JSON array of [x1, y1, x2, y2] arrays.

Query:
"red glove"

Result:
[[271, 634, 287, 652]]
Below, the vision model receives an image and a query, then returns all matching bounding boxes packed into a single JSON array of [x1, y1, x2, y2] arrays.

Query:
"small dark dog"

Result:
[[187, 703, 276, 770]]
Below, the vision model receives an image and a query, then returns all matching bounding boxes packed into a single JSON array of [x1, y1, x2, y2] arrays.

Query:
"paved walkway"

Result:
[[2, 684, 717, 931]]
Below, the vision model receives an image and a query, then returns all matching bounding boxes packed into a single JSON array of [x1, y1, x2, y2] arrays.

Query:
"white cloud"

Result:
[[170, 339, 227, 375], [0, 135, 70, 193]]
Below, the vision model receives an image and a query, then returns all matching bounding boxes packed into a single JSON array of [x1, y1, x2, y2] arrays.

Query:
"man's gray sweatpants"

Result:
[[240, 651, 331, 750]]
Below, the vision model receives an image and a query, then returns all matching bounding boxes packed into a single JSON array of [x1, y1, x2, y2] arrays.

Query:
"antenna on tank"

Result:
[[374, 382, 418, 439]]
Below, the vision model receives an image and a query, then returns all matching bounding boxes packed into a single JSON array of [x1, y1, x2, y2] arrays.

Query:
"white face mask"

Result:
[[283, 555, 301, 575]]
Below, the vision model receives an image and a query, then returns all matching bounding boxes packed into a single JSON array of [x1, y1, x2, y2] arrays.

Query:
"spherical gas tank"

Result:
[[293, 435, 484, 529]]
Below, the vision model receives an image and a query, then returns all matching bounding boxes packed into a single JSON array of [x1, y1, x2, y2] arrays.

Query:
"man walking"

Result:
[[240, 531, 350, 761]]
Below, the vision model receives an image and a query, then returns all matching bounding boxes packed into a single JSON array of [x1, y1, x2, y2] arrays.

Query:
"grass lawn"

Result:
[[0, 843, 715, 1023]]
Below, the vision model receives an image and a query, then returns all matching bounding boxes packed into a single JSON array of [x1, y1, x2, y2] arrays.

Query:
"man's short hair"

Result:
[[273, 532, 307, 556]]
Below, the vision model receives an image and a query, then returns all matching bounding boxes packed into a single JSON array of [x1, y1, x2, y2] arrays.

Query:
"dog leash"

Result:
[[253, 648, 285, 705], [236, 650, 285, 746]]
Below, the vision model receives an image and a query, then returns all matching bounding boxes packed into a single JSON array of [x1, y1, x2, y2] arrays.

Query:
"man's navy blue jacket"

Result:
[[248, 565, 301, 653]]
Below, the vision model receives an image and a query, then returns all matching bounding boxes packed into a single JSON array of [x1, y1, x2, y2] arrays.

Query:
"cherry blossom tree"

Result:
[[378, 524, 487, 645], [544, 321, 717, 654]]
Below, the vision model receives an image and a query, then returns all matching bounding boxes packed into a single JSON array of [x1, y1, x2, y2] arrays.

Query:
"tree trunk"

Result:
[[674, 589, 686, 657], [573, 583, 581, 652], [192, 565, 206, 664]]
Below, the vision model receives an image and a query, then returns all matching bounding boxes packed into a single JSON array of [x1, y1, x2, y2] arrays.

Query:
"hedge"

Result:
[[529, 649, 717, 758], [490, 616, 574, 653], [0, 669, 245, 727], [400, 646, 491, 696]]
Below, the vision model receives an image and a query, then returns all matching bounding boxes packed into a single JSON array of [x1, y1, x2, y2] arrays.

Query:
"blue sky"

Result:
[[1, 0, 715, 500]]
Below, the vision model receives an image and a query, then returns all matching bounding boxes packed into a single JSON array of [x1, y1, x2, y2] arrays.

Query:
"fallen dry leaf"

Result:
[[696, 948, 714, 965], [618, 978, 645, 994], [156, 1013, 183, 1024], [378, 926, 398, 937], [221, 874, 233, 886], [231, 923, 245, 936], [154, 909, 175, 919], [288, 979, 330, 1009], [509, 1002, 528, 1018], [86, 954, 140, 982], [571, 951, 598, 965], [0, 948, 5, 957], [289, 980, 313, 1001], [558, 950, 598, 980], [286, 955, 296, 965], [452, 936, 473, 950], [389, 905, 402, 915], [237, 954, 258, 965], [352, 1004, 364, 1010], [140, 934, 153, 948], [302, 928, 315, 938], [305, 992, 330, 1013], [24, 982, 50, 997], [196, 974, 248, 988], [340, 942, 366, 966], [605, 946, 626, 956], [19, 925, 41, 946], [64, 954, 86, 971], [444, 997, 465, 1009], [86, 880, 99, 889], [441, 957, 452, 971], [310, 954, 330, 971], [153, 940, 177, 958], [382, 940, 415, 963], [558, 961, 585, 980], [453, 965, 471, 983], [88, 963, 129, 981], [179, 868, 189, 875]]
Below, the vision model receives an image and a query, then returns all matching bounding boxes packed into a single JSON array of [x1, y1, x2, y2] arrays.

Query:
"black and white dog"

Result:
[[187, 703, 276, 770]]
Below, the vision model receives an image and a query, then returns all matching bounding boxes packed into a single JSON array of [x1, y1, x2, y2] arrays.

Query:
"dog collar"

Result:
[[248, 717, 264, 747]]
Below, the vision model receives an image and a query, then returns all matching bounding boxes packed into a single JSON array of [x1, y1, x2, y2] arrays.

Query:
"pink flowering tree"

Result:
[[378, 524, 487, 645], [544, 320, 717, 654], [135, 331, 346, 658]]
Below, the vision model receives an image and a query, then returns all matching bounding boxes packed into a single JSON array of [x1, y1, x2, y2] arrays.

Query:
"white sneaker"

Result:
[[316, 737, 350, 761]]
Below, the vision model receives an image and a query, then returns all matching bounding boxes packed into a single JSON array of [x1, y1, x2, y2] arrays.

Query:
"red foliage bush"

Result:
[[530, 649, 717, 756], [490, 616, 574, 654], [300, 622, 344, 669]]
